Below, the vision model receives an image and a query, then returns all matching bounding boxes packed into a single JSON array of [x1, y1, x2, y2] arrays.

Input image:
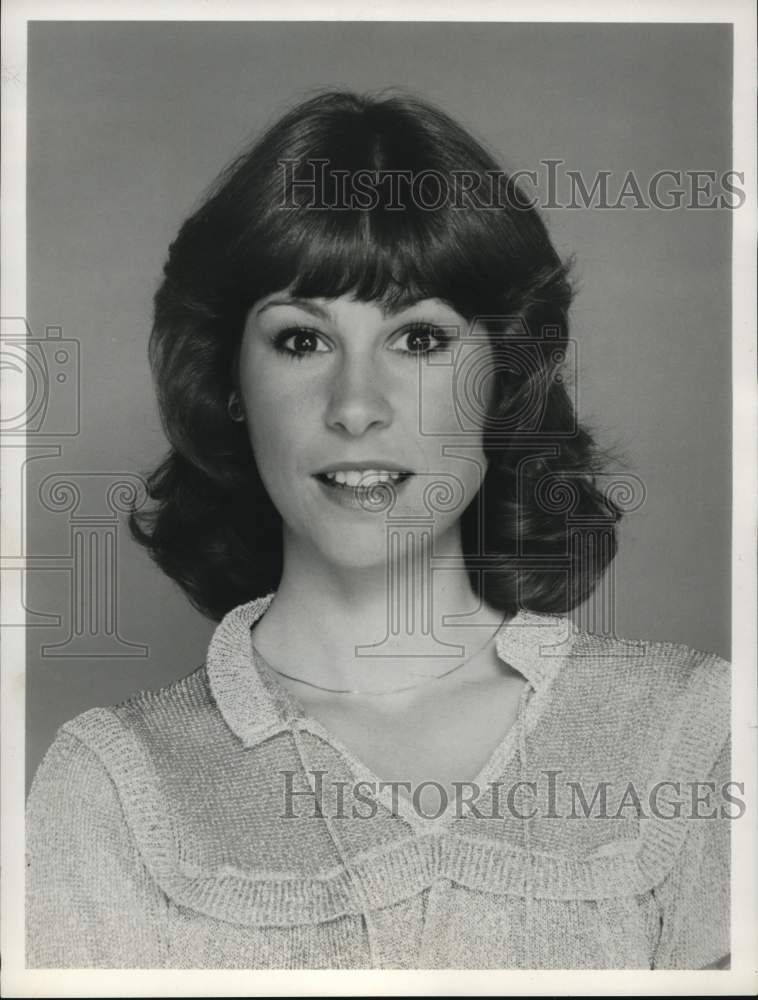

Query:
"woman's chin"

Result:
[[316, 526, 409, 569], [306, 517, 460, 573]]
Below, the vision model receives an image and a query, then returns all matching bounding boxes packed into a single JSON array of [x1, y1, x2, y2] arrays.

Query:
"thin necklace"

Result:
[[251, 621, 507, 697]]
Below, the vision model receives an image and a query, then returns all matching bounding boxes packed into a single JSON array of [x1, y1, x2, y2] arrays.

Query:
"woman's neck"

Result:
[[250, 526, 509, 694]]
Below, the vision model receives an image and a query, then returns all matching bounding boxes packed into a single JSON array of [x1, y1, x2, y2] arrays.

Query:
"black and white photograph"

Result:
[[2, 1, 756, 995]]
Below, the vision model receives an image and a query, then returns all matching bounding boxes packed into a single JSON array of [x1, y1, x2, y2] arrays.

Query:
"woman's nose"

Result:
[[324, 357, 393, 436]]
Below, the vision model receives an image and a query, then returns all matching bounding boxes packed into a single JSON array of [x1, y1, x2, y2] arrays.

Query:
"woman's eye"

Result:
[[392, 323, 450, 356], [274, 327, 329, 360]]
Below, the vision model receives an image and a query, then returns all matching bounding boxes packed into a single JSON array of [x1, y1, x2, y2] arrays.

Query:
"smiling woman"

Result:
[[25, 90, 731, 971], [235, 294, 492, 574]]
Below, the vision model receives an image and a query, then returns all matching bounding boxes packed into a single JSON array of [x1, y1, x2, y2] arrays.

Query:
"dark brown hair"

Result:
[[129, 89, 626, 620]]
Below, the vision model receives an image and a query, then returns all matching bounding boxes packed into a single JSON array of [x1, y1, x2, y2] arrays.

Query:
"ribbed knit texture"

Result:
[[26, 593, 731, 969]]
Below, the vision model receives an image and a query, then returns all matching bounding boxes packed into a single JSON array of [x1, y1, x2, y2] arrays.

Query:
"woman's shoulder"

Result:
[[60, 660, 210, 730], [548, 623, 731, 779], [510, 607, 730, 708], [32, 663, 239, 799], [564, 623, 730, 708]]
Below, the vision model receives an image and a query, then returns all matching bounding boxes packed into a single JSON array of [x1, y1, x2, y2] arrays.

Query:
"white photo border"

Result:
[[2, 0, 756, 996]]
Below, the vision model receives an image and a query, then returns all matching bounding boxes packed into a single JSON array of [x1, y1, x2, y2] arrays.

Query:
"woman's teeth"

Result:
[[323, 470, 407, 487]]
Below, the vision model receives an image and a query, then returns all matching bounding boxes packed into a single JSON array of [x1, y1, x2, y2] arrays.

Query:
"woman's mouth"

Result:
[[317, 469, 412, 488], [313, 469, 413, 510]]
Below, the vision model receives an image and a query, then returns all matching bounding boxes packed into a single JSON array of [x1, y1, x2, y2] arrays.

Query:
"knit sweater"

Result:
[[26, 593, 732, 969]]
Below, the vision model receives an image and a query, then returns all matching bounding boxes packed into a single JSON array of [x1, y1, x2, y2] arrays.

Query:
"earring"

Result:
[[227, 392, 245, 422]]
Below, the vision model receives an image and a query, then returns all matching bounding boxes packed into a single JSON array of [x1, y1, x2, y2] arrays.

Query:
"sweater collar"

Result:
[[206, 592, 575, 748]]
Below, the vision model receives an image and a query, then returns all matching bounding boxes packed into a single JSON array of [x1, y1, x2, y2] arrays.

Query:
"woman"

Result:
[[26, 90, 731, 970]]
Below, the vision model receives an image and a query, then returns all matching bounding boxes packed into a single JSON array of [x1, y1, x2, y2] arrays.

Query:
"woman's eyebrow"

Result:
[[384, 300, 462, 323], [254, 297, 331, 320]]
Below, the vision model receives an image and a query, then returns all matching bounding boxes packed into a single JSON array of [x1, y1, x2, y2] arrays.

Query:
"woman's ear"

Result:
[[227, 391, 245, 423]]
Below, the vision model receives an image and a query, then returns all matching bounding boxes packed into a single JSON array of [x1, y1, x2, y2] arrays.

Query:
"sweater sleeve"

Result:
[[650, 735, 732, 970], [26, 727, 169, 968]]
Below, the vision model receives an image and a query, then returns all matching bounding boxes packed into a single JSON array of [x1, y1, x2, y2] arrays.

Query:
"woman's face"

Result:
[[237, 291, 496, 568]]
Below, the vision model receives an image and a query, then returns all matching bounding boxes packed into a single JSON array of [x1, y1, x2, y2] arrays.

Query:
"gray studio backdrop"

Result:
[[24, 22, 732, 789]]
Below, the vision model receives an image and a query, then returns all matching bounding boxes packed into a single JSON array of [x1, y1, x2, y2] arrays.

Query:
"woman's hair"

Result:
[[129, 88, 626, 621]]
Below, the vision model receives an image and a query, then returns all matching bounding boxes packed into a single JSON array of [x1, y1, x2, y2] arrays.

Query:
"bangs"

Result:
[[243, 196, 518, 319], [289, 213, 440, 310], [186, 90, 568, 324]]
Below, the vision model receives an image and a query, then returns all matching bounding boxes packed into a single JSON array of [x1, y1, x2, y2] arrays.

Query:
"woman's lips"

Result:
[[313, 472, 413, 511]]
